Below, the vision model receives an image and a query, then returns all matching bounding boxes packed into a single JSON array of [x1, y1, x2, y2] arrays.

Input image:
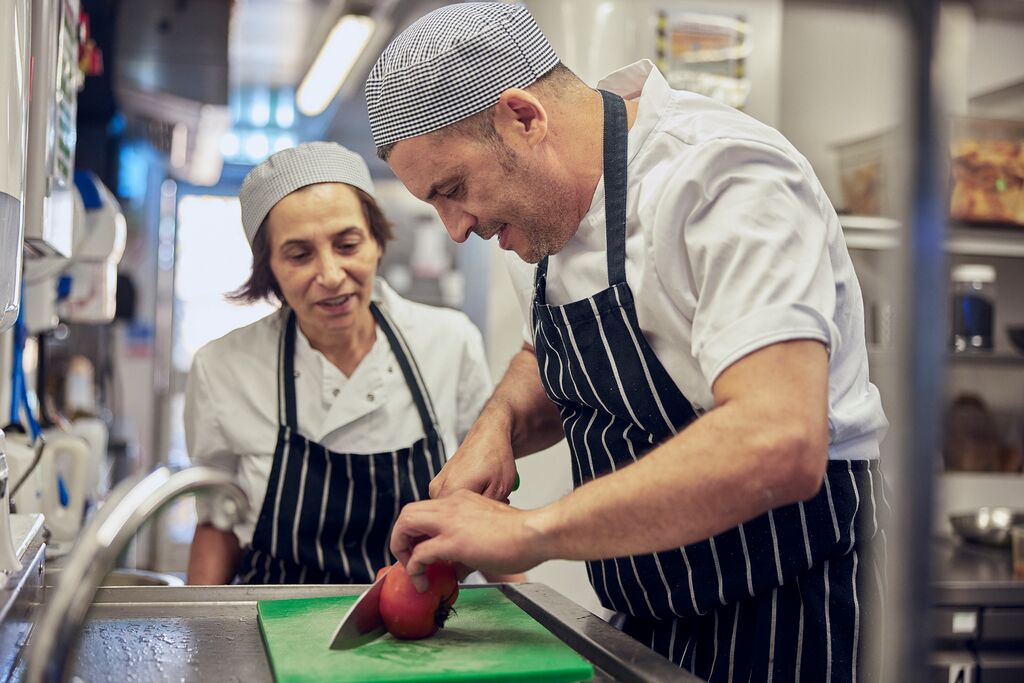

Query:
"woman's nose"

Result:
[[315, 254, 346, 287]]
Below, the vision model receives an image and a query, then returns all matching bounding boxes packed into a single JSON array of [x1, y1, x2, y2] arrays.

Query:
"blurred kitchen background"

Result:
[[3, 0, 1024, 679]]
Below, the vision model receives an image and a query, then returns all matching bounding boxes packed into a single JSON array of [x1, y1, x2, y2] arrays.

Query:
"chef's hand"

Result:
[[390, 490, 547, 591], [429, 422, 518, 502]]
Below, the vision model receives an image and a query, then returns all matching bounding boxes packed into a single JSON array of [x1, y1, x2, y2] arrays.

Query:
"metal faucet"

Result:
[[23, 466, 248, 683]]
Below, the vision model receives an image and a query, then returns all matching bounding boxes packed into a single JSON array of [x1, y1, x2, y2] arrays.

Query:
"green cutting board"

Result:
[[258, 587, 594, 683]]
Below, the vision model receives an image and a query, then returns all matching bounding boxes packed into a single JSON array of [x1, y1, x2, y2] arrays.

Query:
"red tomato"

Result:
[[379, 561, 459, 640], [425, 561, 459, 605], [375, 564, 391, 582]]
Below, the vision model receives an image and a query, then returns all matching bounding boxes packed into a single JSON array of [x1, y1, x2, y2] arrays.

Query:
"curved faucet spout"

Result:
[[24, 466, 248, 683]]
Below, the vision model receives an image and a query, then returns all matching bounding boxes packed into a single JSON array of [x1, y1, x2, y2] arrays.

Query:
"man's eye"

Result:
[[444, 184, 463, 199]]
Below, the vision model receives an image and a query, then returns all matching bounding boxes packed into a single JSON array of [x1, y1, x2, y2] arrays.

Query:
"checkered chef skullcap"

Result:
[[238, 142, 376, 247], [365, 3, 560, 149]]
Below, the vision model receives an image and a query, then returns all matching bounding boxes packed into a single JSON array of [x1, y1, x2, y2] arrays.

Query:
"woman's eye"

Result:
[[338, 241, 360, 252], [286, 251, 309, 262]]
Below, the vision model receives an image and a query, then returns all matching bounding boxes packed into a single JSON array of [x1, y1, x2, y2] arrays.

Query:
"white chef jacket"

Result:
[[505, 60, 888, 460], [185, 279, 493, 544]]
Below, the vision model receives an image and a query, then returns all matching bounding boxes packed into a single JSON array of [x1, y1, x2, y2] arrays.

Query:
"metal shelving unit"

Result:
[[948, 351, 1024, 366], [868, 348, 1024, 367], [840, 215, 901, 250], [947, 225, 1024, 258], [841, 215, 1024, 257]]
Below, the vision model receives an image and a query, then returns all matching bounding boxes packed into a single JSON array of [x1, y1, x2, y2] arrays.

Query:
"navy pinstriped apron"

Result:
[[531, 90, 888, 681], [235, 304, 444, 584]]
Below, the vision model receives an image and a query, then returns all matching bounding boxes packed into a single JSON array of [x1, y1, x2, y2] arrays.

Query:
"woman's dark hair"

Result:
[[229, 186, 393, 304]]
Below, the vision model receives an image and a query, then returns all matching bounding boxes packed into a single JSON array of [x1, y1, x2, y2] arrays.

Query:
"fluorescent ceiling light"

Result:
[[296, 14, 375, 117]]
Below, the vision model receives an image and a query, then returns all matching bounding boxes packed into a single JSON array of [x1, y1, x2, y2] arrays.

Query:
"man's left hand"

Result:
[[389, 490, 548, 591]]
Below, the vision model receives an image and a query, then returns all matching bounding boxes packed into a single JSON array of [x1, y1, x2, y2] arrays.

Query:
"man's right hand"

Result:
[[429, 345, 566, 502], [429, 420, 518, 501]]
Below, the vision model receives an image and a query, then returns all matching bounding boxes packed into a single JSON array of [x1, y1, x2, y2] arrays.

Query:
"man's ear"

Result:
[[494, 88, 548, 148]]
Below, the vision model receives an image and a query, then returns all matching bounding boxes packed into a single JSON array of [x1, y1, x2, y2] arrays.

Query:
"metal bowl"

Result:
[[949, 507, 1024, 547]]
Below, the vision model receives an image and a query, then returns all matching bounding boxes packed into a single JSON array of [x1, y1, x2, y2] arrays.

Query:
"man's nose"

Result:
[[439, 205, 475, 244]]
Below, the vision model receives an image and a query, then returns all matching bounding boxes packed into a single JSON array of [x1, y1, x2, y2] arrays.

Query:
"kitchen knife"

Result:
[[327, 570, 388, 650]]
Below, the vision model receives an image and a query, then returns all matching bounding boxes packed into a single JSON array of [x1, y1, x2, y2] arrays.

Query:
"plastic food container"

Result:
[[950, 117, 1024, 225], [834, 129, 899, 218]]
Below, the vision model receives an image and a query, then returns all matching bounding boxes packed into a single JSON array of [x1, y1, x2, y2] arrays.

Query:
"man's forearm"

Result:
[[481, 345, 565, 457], [525, 340, 831, 562], [187, 524, 242, 585], [527, 400, 826, 561]]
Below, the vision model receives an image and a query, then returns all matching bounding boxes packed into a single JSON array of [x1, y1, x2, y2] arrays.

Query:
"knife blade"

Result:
[[327, 571, 388, 650]]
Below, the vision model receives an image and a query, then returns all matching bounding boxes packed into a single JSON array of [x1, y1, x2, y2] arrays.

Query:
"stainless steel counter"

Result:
[[15, 534, 1019, 681], [11, 583, 696, 683], [932, 535, 1024, 607], [930, 536, 1024, 683], [0, 516, 45, 683]]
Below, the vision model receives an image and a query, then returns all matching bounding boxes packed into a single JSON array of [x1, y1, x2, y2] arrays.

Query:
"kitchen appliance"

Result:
[[0, 433, 25, 573], [36, 429, 91, 556], [20, 187, 83, 334], [60, 171, 127, 324], [259, 588, 594, 682], [4, 427, 92, 556], [4, 429, 43, 513], [0, 0, 31, 332], [22, 149, 126, 335], [24, 0, 82, 258]]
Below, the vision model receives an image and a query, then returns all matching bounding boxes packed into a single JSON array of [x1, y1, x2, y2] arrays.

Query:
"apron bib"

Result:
[[236, 303, 444, 584], [530, 90, 887, 681]]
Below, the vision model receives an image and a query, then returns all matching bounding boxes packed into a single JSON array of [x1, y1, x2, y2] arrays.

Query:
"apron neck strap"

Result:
[[370, 302, 442, 449], [535, 88, 629, 291], [279, 309, 299, 428], [600, 89, 629, 287]]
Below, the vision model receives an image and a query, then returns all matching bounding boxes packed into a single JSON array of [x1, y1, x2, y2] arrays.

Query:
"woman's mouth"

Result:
[[316, 293, 356, 314]]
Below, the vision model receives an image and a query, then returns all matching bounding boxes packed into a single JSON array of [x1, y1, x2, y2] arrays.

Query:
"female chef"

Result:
[[184, 142, 495, 584]]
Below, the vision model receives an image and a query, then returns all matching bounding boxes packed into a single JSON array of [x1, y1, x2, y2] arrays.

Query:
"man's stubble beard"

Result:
[[503, 164, 579, 264]]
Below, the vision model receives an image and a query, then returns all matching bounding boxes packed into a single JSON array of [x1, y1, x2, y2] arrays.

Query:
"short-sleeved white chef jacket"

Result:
[[505, 60, 888, 460], [185, 278, 493, 545]]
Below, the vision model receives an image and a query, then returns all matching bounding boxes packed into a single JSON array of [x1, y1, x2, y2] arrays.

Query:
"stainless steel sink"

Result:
[[12, 583, 694, 683], [43, 568, 184, 588]]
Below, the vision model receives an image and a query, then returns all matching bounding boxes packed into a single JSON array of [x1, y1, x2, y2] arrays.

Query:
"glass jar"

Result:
[[950, 263, 996, 352]]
